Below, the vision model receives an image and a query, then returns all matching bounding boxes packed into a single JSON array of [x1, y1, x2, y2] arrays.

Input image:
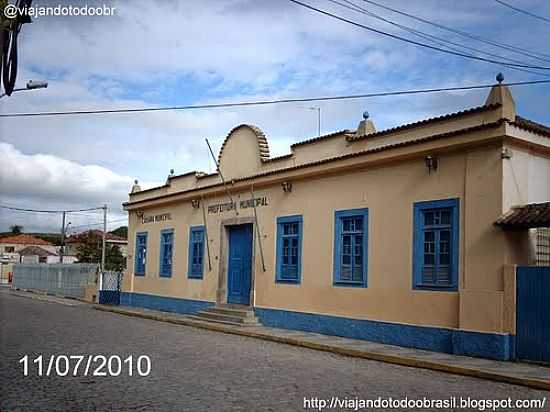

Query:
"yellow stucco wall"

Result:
[[122, 143, 517, 332]]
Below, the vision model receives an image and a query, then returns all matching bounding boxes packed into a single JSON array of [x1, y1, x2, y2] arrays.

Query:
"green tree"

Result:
[[10, 225, 23, 234], [75, 231, 102, 264], [110, 226, 128, 238], [106, 244, 125, 272], [76, 231, 126, 271]]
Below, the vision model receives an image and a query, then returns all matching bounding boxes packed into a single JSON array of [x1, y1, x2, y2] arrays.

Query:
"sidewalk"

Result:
[[94, 304, 550, 392]]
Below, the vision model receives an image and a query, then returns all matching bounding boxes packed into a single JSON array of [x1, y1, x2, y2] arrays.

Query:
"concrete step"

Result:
[[206, 306, 255, 318], [188, 304, 261, 327], [195, 310, 259, 325], [186, 314, 259, 327]]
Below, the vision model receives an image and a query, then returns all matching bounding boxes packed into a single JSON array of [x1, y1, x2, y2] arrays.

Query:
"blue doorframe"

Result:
[[516, 266, 550, 364], [227, 224, 253, 305]]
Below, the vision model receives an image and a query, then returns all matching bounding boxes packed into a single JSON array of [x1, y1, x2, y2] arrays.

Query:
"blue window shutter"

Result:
[[333, 208, 368, 287], [275, 215, 303, 284], [188, 226, 205, 279], [159, 229, 174, 277], [413, 198, 459, 291], [134, 232, 147, 276]]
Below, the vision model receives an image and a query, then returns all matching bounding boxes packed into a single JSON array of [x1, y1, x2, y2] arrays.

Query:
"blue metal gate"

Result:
[[98, 271, 121, 305], [516, 266, 550, 363]]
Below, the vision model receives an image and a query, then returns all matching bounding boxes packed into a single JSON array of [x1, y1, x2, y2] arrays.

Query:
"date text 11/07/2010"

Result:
[[19, 355, 151, 377]]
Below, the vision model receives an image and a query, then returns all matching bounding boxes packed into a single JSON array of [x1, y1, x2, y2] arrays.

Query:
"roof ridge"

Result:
[[290, 129, 354, 148], [511, 116, 550, 137], [0, 234, 54, 245], [348, 103, 501, 142]]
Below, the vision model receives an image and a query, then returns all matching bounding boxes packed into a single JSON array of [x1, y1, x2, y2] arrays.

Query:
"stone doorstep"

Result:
[[93, 304, 550, 392]]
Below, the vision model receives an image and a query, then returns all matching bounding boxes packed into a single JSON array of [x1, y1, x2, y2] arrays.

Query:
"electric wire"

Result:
[[68, 218, 128, 231], [0, 204, 105, 213], [330, 0, 547, 77], [494, 0, 550, 24], [1, 79, 549, 118], [288, 0, 550, 70], [359, 0, 550, 62]]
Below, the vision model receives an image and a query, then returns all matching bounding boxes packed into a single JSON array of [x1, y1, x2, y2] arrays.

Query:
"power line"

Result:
[[288, 0, 550, 70], [359, 0, 550, 62], [1, 79, 550, 119], [494, 0, 550, 24], [329, 0, 547, 77], [68, 218, 128, 231], [0, 204, 105, 213]]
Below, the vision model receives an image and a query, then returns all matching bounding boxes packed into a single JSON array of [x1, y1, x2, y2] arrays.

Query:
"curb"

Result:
[[5, 289, 86, 306], [93, 305, 550, 392]]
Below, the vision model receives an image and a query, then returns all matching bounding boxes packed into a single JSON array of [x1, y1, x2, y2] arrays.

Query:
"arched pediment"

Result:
[[217, 124, 270, 179]]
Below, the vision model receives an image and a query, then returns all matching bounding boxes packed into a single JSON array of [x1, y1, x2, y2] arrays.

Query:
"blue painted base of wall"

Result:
[[99, 290, 120, 305], [117, 292, 514, 361], [120, 292, 214, 315], [255, 307, 515, 361]]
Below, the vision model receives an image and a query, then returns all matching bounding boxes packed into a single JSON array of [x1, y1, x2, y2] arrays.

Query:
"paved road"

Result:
[[1, 292, 548, 411]]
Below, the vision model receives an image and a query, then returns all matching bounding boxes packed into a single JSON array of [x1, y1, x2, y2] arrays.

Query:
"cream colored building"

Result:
[[121, 81, 550, 361]]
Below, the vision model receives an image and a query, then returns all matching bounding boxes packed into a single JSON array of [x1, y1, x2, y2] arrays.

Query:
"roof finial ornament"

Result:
[[131, 179, 142, 193], [166, 169, 175, 184], [496, 72, 504, 84], [357, 110, 376, 136]]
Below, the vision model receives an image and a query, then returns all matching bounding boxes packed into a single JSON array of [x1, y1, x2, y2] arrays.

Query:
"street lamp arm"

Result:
[[0, 81, 48, 100]]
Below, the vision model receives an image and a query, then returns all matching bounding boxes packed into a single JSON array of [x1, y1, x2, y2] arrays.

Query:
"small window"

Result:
[[5, 246, 15, 253], [276, 215, 303, 284], [333, 208, 368, 287], [413, 199, 459, 291], [159, 229, 174, 277], [188, 226, 205, 279], [135, 232, 147, 276]]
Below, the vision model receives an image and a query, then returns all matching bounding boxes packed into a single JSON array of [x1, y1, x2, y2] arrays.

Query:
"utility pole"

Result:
[[59, 211, 66, 263], [101, 204, 107, 272]]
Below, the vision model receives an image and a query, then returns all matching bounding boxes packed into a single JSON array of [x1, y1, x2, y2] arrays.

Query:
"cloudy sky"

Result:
[[1, 0, 549, 233]]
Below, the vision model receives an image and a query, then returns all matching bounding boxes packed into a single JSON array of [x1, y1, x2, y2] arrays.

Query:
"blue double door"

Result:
[[227, 224, 253, 305]]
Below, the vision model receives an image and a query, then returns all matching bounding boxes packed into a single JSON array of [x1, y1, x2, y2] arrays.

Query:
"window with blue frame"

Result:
[[333, 208, 368, 287], [413, 199, 459, 291], [134, 232, 147, 276], [159, 229, 174, 277], [275, 215, 303, 283], [188, 226, 205, 279]]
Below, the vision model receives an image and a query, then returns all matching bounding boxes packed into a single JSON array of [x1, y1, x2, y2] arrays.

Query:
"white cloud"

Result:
[[0, 143, 161, 232]]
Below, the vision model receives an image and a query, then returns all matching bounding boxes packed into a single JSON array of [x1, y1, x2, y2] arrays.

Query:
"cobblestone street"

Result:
[[1, 292, 548, 411]]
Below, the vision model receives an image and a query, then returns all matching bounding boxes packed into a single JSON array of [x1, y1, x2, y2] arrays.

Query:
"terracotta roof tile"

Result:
[[510, 116, 550, 138], [18, 246, 57, 257], [66, 230, 127, 243], [495, 202, 550, 229], [0, 234, 53, 246], [347, 103, 501, 142], [290, 129, 354, 148]]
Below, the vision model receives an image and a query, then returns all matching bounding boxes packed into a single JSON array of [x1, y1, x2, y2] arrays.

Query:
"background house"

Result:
[[18, 246, 60, 264], [0, 234, 59, 256]]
